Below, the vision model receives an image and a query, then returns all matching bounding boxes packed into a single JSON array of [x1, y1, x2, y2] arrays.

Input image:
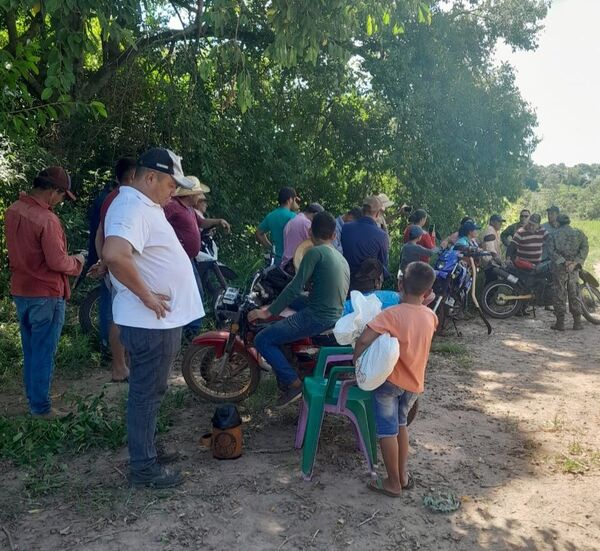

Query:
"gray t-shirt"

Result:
[[400, 242, 437, 273]]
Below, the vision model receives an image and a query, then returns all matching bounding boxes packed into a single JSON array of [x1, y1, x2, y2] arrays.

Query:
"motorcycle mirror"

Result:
[[483, 234, 496, 242]]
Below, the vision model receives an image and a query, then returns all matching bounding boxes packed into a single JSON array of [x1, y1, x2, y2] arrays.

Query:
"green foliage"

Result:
[[519, 164, 600, 221], [0, 386, 191, 467], [0, 392, 126, 466], [0, 0, 549, 294]]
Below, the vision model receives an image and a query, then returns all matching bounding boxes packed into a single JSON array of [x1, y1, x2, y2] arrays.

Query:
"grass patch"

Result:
[[552, 441, 600, 475], [542, 414, 565, 433], [242, 375, 278, 415], [1, 386, 191, 468], [431, 340, 472, 369], [572, 219, 600, 274], [0, 298, 101, 389]]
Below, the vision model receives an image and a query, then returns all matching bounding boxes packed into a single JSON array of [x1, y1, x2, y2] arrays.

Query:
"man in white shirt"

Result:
[[481, 214, 504, 259], [103, 147, 204, 488]]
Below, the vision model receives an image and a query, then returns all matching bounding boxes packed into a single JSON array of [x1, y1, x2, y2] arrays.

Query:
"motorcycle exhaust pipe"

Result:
[[493, 266, 519, 284]]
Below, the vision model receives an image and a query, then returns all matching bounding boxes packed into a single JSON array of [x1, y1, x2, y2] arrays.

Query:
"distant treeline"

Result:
[[520, 164, 600, 220]]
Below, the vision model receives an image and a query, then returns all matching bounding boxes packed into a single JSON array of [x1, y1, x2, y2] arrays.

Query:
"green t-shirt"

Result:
[[269, 244, 350, 324], [258, 207, 296, 263]]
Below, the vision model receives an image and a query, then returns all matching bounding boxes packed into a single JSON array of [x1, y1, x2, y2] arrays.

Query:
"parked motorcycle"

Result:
[[183, 284, 421, 426], [482, 262, 600, 324], [195, 231, 238, 318], [430, 244, 492, 336], [181, 287, 341, 402]]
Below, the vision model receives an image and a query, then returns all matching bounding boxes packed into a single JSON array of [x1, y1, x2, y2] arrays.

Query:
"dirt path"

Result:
[[1, 311, 600, 550]]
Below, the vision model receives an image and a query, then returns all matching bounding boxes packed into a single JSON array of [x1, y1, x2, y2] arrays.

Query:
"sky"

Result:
[[495, 0, 600, 167]]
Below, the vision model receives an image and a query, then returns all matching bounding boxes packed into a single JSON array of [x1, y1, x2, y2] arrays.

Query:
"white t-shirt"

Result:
[[105, 186, 204, 329]]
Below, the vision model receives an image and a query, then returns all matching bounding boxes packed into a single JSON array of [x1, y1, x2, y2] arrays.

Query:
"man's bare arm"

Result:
[[255, 228, 271, 249]]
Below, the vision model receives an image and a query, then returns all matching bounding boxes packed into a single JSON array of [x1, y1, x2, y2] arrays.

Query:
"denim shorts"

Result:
[[373, 381, 418, 437]]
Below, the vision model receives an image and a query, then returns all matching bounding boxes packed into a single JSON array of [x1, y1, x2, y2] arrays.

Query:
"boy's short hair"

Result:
[[403, 262, 435, 296], [311, 211, 336, 240], [115, 157, 137, 184]]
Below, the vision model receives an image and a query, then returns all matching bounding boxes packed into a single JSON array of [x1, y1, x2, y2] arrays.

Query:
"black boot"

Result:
[[551, 316, 565, 331], [572, 315, 584, 330]]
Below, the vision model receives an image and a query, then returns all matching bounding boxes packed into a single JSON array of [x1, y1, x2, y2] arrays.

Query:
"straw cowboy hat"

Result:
[[174, 175, 211, 197], [376, 193, 394, 210], [293, 239, 314, 271]]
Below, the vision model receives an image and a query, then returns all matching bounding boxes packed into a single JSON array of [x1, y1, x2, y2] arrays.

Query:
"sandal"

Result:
[[402, 473, 415, 490], [367, 478, 402, 498]]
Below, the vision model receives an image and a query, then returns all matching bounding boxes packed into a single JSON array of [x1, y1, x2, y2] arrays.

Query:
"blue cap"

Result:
[[461, 221, 481, 233], [408, 225, 424, 240]]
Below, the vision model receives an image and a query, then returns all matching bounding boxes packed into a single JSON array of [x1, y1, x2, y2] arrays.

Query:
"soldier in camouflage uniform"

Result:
[[546, 214, 589, 331]]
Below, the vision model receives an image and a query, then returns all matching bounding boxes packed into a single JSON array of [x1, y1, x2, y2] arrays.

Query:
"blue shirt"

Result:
[[342, 290, 400, 315], [341, 217, 390, 277]]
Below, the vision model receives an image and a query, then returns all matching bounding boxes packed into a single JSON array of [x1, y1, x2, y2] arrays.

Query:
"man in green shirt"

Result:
[[255, 187, 299, 264], [249, 212, 350, 408]]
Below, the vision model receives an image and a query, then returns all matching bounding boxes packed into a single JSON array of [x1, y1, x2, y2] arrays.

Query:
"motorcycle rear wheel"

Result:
[[481, 281, 522, 319], [182, 344, 261, 402], [579, 282, 600, 325]]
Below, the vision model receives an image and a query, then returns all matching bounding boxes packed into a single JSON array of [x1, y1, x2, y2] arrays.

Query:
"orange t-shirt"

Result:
[[367, 303, 438, 393]]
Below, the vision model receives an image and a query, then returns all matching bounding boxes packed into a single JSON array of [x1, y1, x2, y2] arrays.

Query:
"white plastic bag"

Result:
[[355, 333, 400, 391], [333, 291, 382, 346]]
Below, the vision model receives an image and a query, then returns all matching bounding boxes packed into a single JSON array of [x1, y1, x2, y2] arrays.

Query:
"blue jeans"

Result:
[[119, 325, 182, 474], [13, 296, 66, 415], [184, 260, 203, 337], [373, 381, 417, 437], [254, 309, 333, 387], [99, 279, 112, 349]]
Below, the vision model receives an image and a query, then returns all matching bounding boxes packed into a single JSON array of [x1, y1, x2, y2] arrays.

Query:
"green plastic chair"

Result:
[[294, 346, 378, 480]]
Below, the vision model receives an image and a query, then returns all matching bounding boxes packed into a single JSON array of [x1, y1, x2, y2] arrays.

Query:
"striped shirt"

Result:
[[512, 227, 548, 264]]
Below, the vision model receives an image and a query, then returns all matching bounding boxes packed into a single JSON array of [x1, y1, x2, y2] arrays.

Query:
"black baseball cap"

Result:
[[489, 214, 506, 224], [529, 213, 542, 224], [546, 206, 560, 214], [137, 148, 194, 189]]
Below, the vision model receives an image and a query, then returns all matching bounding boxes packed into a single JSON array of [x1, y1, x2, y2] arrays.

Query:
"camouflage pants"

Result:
[[551, 266, 582, 317]]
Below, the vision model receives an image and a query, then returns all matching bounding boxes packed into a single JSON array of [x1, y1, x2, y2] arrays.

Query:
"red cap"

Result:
[[37, 166, 75, 200]]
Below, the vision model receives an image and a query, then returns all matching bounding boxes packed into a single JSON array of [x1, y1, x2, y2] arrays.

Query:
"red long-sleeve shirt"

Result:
[[163, 197, 201, 259], [5, 194, 82, 299]]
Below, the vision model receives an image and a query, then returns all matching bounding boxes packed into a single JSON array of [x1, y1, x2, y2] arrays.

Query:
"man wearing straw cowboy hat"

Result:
[[164, 176, 210, 340]]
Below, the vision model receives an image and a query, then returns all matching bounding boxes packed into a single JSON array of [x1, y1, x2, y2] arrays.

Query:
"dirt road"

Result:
[[1, 310, 600, 550]]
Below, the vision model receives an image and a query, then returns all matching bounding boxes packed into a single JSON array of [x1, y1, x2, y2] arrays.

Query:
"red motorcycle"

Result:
[[182, 285, 419, 424], [181, 287, 342, 402]]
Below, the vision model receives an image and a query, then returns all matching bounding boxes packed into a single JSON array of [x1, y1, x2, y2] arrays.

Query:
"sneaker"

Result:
[[129, 464, 183, 488], [274, 385, 302, 409], [31, 408, 68, 420], [156, 442, 180, 465]]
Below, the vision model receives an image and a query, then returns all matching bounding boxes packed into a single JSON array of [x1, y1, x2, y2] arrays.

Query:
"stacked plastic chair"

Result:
[[294, 346, 377, 480]]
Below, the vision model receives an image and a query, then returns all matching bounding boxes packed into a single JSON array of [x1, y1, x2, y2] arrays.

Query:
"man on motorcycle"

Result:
[[248, 212, 350, 408], [547, 214, 589, 331], [440, 216, 473, 249], [255, 187, 300, 265]]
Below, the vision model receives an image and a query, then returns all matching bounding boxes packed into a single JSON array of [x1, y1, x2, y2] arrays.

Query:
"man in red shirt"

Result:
[[164, 179, 207, 339], [5, 167, 85, 418]]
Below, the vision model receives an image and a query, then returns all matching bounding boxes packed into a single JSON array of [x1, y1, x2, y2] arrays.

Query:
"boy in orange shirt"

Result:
[[353, 261, 438, 497]]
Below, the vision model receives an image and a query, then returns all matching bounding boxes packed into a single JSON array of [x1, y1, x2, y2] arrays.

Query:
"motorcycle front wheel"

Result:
[[181, 344, 261, 402], [481, 281, 522, 319], [579, 282, 600, 325]]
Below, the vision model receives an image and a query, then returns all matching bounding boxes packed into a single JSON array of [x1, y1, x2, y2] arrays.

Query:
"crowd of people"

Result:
[[3, 148, 591, 494]]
